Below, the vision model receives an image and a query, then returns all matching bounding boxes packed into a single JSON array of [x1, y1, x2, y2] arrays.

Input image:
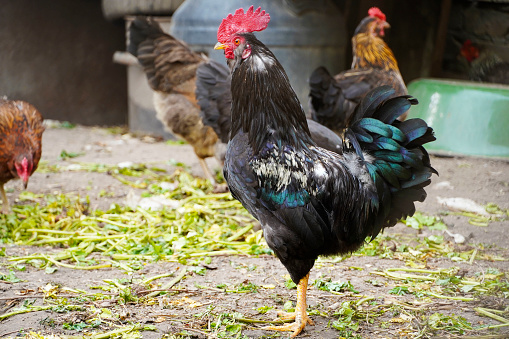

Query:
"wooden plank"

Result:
[[430, 0, 453, 77]]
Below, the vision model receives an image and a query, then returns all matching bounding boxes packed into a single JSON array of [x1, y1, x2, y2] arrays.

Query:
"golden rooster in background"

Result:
[[309, 7, 408, 134]]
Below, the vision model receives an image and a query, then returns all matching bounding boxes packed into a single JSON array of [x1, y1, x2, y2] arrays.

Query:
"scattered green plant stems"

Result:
[[2, 165, 507, 338], [89, 324, 155, 339], [1, 170, 264, 271], [460, 335, 509, 339], [369, 267, 508, 303], [110, 254, 177, 261], [9, 254, 111, 270]]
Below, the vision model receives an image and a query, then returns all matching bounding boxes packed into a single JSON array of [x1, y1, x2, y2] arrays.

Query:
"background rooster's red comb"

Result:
[[217, 6, 270, 43], [368, 7, 386, 22]]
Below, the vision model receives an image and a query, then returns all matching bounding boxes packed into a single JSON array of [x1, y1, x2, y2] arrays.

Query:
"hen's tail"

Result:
[[128, 17, 202, 92], [127, 17, 164, 57], [308, 67, 349, 131], [128, 17, 170, 91], [309, 66, 369, 132], [195, 60, 232, 144], [346, 86, 437, 237]]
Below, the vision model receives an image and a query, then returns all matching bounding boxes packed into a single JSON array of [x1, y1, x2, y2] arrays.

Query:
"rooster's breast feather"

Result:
[[225, 130, 377, 263]]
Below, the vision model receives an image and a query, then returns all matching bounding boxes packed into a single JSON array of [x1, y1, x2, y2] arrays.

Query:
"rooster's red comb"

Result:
[[368, 7, 386, 22], [460, 40, 479, 62], [217, 6, 270, 43]]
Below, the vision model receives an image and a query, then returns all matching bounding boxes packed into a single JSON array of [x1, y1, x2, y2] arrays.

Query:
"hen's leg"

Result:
[[262, 273, 314, 337], [0, 184, 10, 214], [198, 158, 216, 185]]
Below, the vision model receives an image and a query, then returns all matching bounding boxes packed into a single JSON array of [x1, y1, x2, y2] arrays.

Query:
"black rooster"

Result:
[[309, 7, 407, 134], [215, 6, 436, 337]]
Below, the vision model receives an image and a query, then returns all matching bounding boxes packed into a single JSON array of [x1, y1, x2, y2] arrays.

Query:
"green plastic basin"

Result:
[[407, 78, 509, 158]]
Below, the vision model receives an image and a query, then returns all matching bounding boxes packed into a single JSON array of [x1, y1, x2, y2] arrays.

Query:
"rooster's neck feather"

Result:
[[351, 33, 399, 72], [229, 33, 313, 153]]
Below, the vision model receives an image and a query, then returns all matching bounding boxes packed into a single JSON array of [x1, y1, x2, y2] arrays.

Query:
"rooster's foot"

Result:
[[262, 314, 314, 338]]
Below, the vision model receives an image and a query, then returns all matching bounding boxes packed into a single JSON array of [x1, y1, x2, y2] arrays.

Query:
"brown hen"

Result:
[[128, 17, 218, 182], [0, 99, 44, 213]]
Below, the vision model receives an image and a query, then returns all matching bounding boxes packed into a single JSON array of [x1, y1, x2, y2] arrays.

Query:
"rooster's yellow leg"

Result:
[[0, 184, 10, 214], [262, 273, 314, 337], [198, 158, 216, 185]]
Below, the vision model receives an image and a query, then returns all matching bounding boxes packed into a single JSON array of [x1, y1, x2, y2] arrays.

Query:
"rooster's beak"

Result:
[[214, 42, 226, 50], [383, 21, 391, 29]]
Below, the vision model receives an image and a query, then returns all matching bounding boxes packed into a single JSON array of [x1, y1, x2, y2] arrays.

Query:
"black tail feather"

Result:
[[372, 96, 414, 124], [347, 86, 437, 234], [348, 85, 395, 125]]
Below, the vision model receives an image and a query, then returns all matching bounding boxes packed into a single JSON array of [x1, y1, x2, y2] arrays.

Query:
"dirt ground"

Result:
[[1, 125, 508, 339]]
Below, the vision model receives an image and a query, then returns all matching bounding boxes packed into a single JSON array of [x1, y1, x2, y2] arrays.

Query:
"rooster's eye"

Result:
[[234, 38, 240, 45]]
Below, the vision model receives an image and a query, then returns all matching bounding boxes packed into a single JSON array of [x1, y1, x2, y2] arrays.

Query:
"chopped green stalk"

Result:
[[385, 268, 448, 274], [426, 292, 474, 301], [180, 193, 232, 204], [481, 323, 509, 330], [90, 324, 155, 339], [356, 296, 376, 306], [188, 250, 242, 257], [110, 173, 147, 188], [0, 306, 52, 320], [141, 273, 174, 285], [469, 248, 478, 265], [145, 268, 187, 298], [237, 317, 291, 324], [475, 308, 509, 323], [26, 229, 77, 235], [93, 217, 136, 229], [227, 224, 254, 242], [0, 305, 83, 320]]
